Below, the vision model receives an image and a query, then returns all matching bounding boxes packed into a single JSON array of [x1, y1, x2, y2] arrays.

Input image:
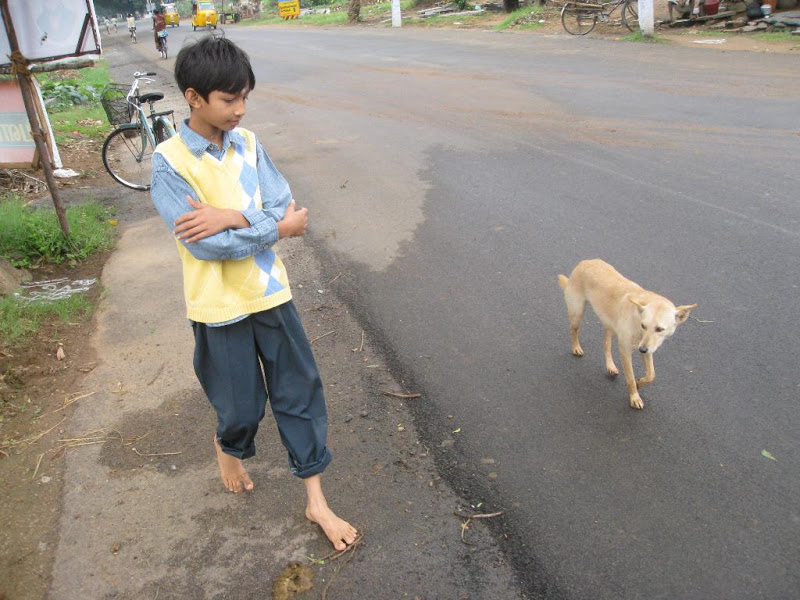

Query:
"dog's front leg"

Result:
[[604, 328, 618, 376], [618, 343, 644, 409], [636, 353, 655, 389]]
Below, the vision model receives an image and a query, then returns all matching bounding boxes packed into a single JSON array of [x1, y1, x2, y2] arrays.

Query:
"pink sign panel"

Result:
[[0, 79, 35, 168]]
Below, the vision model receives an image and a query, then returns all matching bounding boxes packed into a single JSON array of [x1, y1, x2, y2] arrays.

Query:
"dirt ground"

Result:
[[0, 13, 796, 599], [0, 128, 110, 599]]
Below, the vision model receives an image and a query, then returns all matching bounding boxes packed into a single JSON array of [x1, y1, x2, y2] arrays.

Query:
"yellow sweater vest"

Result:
[[156, 128, 292, 323]]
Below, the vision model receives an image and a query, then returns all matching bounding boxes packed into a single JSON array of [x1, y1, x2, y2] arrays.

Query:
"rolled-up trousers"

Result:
[[192, 301, 332, 479]]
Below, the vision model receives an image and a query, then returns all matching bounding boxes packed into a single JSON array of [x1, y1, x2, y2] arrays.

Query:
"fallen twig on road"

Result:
[[319, 529, 365, 600], [454, 509, 505, 520], [455, 509, 504, 545], [132, 447, 182, 457], [460, 518, 475, 545], [382, 391, 422, 399], [31, 452, 45, 480], [0, 416, 67, 452], [52, 390, 97, 414], [309, 330, 336, 344]]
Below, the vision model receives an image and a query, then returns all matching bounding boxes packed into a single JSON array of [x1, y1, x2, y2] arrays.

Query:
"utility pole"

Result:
[[638, 0, 655, 36], [392, 0, 401, 26], [0, 0, 70, 237]]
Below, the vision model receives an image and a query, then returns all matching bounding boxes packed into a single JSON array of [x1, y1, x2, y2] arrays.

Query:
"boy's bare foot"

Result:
[[213, 436, 254, 493], [305, 503, 358, 552], [304, 474, 357, 551]]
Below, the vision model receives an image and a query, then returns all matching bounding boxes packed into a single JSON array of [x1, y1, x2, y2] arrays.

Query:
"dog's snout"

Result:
[[639, 346, 648, 354]]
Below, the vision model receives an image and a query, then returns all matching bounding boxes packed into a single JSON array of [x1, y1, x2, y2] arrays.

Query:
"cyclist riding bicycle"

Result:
[[152, 8, 167, 55], [126, 13, 136, 40]]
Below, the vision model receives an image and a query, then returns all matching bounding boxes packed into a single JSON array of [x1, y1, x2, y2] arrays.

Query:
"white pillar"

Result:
[[392, 0, 402, 26], [638, 0, 654, 36]]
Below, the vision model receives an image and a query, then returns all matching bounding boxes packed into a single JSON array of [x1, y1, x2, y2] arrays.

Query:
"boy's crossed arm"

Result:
[[174, 196, 309, 244]]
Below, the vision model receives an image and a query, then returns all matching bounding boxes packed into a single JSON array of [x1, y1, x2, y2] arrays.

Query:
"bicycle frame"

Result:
[[102, 72, 177, 190], [572, 0, 625, 16], [122, 74, 175, 147], [561, 0, 639, 35]]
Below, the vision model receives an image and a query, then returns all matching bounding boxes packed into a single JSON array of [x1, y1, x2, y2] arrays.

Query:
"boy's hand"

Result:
[[174, 197, 248, 243], [278, 200, 308, 239]]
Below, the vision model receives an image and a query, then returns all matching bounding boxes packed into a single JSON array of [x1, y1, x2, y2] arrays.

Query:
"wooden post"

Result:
[[1, 0, 71, 237]]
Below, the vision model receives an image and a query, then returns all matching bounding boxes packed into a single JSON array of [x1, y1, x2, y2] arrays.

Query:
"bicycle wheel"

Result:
[[561, 2, 599, 35], [621, 0, 640, 31], [152, 118, 169, 145], [102, 125, 153, 191]]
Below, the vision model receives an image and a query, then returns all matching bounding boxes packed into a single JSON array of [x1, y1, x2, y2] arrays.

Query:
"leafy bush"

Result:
[[0, 196, 115, 268], [40, 80, 100, 111]]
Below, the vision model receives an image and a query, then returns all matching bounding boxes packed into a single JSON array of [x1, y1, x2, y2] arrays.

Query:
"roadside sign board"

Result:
[[0, 79, 35, 168], [278, 0, 300, 20], [0, 78, 60, 169], [0, 0, 101, 69]]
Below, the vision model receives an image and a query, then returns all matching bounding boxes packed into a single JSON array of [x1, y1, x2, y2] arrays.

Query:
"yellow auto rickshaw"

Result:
[[192, 0, 218, 30], [163, 3, 180, 27]]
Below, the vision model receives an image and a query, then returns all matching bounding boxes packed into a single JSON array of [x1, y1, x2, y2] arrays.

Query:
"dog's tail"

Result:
[[558, 274, 569, 290]]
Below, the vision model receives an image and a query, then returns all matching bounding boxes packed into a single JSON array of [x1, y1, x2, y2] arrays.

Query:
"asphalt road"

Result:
[[168, 24, 798, 599]]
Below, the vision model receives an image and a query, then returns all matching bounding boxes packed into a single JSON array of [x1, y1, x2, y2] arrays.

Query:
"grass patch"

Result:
[[47, 105, 109, 144], [495, 6, 545, 30], [751, 31, 796, 41], [693, 29, 728, 36], [405, 12, 492, 26], [622, 31, 669, 42], [686, 30, 794, 42], [35, 64, 111, 144], [0, 196, 115, 268], [0, 293, 93, 347], [252, 7, 349, 25]]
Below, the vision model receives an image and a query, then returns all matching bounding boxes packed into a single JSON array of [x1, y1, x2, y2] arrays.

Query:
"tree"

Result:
[[93, 0, 141, 17], [348, 0, 361, 23]]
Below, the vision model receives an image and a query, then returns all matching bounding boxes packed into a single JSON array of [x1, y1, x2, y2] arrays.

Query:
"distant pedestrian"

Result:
[[149, 36, 358, 552]]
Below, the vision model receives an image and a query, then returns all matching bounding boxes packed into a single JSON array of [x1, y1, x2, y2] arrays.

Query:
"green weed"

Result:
[[36, 65, 111, 143], [0, 196, 115, 268], [622, 31, 668, 42], [37, 65, 109, 111], [0, 293, 93, 347], [751, 31, 796, 41], [495, 6, 544, 30]]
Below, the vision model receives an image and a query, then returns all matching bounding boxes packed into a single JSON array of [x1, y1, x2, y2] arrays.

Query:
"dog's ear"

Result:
[[627, 295, 647, 312], [675, 303, 698, 324]]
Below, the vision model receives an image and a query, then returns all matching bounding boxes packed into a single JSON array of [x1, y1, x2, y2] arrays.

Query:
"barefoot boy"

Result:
[[150, 36, 356, 551]]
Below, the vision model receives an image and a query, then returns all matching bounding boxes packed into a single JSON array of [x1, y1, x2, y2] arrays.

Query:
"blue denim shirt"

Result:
[[151, 121, 293, 325]]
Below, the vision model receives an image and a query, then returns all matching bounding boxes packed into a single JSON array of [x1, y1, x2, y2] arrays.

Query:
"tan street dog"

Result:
[[558, 259, 697, 409]]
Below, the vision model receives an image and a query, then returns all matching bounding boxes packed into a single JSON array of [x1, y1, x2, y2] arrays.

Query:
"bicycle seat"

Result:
[[140, 92, 164, 103]]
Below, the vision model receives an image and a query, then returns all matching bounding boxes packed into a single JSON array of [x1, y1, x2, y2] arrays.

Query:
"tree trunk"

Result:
[[348, 0, 362, 23], [503, 0, 521, 11]]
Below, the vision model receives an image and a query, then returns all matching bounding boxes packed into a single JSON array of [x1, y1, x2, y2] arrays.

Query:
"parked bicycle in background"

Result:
[[100, 72, 177, 191], [561, 0, 640, 35]]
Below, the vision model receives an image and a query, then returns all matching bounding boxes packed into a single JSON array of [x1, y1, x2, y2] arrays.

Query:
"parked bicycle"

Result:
[[561, 0, 640, 35], [100, 72, 177, 191]]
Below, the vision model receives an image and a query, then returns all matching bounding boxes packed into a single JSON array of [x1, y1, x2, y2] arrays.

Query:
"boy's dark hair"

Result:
[[174, 36, 256, 100]]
